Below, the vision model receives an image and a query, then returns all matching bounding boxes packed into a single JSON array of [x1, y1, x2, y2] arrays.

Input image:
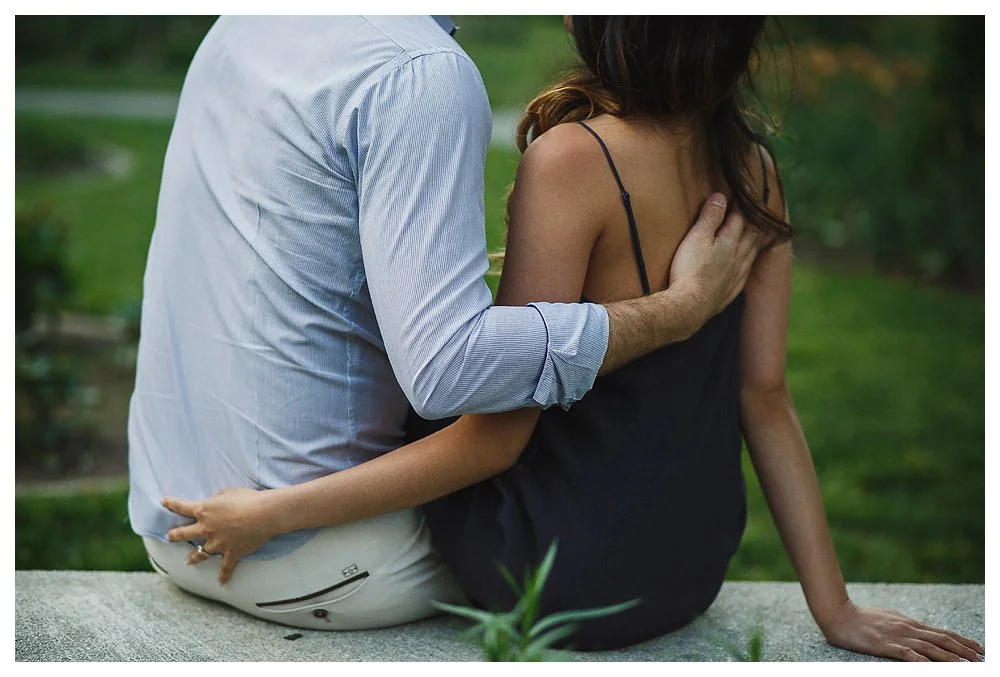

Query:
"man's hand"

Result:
[[668, 193, 767, 328], [599, 193, 768, 375], [162, 488, 279, 584]]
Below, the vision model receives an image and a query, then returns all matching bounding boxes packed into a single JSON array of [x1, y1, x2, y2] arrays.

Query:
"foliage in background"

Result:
[[766, 16, 983, 286], [453, 16, 576, 109], [16, 116, 172, 313], [15, 204, 74, 334], [16, 118, 95, 177], [16, 15, 216, 72], [457, 15, 985, 287], [433, 542, 639, 660], [13, 15, 985, 285], [16, 489, 149, 571], [15, 205, 98, 473]]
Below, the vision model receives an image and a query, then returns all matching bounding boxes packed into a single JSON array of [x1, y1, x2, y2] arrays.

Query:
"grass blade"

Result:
[[524, 623, 579, 654], [532, 541, 558, 595], [528, 597, 641, 638], [432, 600, 498, 625], [498, 563, 523, 598]]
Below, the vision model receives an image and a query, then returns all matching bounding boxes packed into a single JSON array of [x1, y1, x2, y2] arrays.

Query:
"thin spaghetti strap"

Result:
[[577, 121, 651, 296], [757, 145, 771, 205]]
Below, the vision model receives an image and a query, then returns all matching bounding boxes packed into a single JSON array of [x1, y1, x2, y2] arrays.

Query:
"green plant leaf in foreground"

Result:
[[528, 598, 642, 640], [746, 622, 766, 662], [432, 541, 640, 661], [699, 619, 767, 662]]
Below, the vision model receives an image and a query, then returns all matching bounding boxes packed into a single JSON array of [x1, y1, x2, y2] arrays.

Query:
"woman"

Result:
[[162, 16, 983, 659]]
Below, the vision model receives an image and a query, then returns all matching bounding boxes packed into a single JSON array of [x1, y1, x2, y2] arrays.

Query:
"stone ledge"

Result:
[[15, 571, 983, 662]]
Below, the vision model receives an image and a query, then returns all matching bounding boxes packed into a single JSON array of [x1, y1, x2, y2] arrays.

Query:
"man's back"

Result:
[[128, 16, 483, 557]]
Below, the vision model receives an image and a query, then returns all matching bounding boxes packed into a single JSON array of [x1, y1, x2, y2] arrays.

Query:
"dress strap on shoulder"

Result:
[[577, 121, 651, 296]]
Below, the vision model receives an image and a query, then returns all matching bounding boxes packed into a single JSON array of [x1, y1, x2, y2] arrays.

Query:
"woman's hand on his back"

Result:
[[162, 488, 279, 584], [820, 599, 984, 661]]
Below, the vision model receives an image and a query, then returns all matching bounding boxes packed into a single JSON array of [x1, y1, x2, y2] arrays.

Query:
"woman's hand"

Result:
[[820, 599, 984, 662], [162, 488, 279, 584]]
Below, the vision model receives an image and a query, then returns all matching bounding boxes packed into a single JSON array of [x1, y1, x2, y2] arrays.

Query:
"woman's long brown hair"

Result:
[[515, 16, 792, 242]]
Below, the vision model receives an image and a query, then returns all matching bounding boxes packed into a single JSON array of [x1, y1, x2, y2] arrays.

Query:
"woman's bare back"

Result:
[[566, 114, 774, 304]]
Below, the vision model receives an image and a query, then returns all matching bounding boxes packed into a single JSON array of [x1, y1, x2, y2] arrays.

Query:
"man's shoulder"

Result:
[[359, 15, 471, 63], [207, 16, 475, 81]]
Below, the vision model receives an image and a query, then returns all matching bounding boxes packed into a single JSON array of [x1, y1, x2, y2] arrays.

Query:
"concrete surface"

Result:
[[15, 571, 984, 662]]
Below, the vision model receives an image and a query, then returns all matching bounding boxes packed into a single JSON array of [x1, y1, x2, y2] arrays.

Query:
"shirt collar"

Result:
[[431, 15, 456, 36]]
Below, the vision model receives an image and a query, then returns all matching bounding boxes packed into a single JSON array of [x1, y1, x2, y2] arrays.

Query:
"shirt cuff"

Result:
[[527, 301, 610, 410]]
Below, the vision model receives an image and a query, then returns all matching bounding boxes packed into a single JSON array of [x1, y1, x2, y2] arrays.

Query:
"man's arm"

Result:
[[355, 50, 758, 420], [601, 193, 756, 374], [355, 50, 604, 419]]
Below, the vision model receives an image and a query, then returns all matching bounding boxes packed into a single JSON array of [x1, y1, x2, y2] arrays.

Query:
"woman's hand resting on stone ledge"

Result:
[[820, 599, 984, 662]]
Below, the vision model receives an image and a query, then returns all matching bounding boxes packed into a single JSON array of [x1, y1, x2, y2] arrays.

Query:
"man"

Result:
[[130, 16, 759, 627]]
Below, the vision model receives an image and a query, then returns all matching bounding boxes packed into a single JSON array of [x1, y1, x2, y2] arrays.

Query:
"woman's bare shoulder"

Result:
[[512, 121, 620, 223], [519, 121, 611, 179]]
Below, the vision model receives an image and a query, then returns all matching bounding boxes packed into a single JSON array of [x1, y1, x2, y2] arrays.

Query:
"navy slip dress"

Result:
[[406, 122, 769, 650]]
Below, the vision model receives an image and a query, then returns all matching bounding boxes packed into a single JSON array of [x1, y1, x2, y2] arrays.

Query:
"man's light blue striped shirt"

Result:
[[128, 15, 610, 558]]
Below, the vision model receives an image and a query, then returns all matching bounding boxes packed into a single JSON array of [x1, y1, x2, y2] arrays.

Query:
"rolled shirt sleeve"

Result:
[[354, 49, 609, 419]]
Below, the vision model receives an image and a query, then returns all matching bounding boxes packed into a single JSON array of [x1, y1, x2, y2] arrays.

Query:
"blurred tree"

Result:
[[15, 16, 217, 71], [15, 204, 74, 334], [771, 15, 983, 286], [896, 16, 984, 284], [15, 205, 97, 473]]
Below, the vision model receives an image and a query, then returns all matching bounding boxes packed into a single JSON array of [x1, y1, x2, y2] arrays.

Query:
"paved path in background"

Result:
[[15, 87, 521, 150]]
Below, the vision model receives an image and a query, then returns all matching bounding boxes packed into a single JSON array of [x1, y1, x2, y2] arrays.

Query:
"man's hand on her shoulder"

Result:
[[668, 193, 767, 329], [599, 193, 767, 375]]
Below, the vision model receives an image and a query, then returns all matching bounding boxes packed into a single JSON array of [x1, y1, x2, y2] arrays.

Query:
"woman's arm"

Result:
[[164, 122, 616, 583], [165, 408, 540, 577], [739, 158, 983, 661], [739, 239, 853, 627]]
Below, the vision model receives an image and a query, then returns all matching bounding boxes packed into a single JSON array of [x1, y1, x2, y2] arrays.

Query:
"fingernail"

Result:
[[960, 658, 970, 662], [708, 193, 726, 207]]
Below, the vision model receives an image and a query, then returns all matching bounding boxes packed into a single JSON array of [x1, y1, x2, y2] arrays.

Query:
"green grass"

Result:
[[16, 490, 150, 571], [16, 115, 171, 314], [16, 117, 95, 175], [732, 265, 983, 583], [16, 63, 186, 92]]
